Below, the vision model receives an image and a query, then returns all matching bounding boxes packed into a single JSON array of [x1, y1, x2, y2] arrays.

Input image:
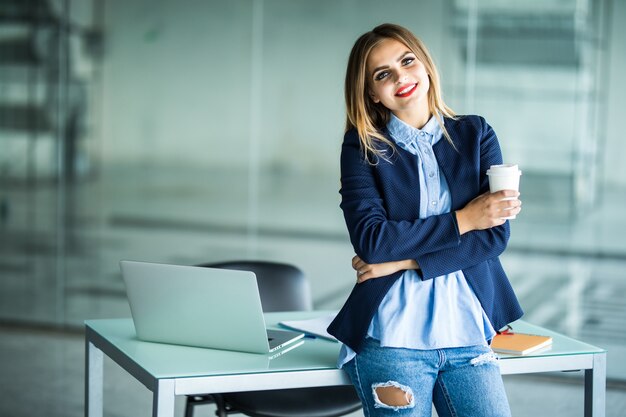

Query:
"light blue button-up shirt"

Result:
[[337, 114, 495, 368]]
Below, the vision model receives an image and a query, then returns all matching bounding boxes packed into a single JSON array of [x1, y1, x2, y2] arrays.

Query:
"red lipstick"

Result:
[[395, 83, 417, 97]]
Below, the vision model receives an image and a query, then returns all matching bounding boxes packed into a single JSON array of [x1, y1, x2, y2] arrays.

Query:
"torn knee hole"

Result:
[[372, 381, 415, 409], [376, 386, 412, 406]]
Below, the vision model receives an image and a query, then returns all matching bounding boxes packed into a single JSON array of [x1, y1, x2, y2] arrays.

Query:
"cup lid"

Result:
[[490, 163, 518, 170], [487, 164, 521, 176], [486, 170, 522, 176]]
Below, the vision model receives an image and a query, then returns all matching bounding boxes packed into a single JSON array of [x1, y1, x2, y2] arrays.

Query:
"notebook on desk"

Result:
[[120, 260, 304, 354], [491, 331, 553, 355]]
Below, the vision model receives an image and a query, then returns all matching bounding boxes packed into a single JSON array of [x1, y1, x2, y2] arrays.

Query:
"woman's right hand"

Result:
[[455, 190, 521, 235], [352, 256, 419, 284]]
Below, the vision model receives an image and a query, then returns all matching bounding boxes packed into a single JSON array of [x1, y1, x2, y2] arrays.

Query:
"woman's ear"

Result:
[[369, 91, 380, 104]]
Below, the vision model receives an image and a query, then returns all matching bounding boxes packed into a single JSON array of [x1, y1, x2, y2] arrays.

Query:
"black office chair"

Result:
[[184, 260, 362, 417]]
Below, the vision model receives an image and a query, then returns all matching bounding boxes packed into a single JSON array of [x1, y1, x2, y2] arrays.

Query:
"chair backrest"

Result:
[[196, 260, 313, 312]]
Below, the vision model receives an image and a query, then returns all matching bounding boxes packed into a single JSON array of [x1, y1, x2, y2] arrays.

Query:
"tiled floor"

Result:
[[1, 166, 626, 416]]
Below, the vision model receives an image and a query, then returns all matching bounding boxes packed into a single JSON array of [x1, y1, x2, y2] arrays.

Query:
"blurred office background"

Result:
[[1, 0, 625, 416]]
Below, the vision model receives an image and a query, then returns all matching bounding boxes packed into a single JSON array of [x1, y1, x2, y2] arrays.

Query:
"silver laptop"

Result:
[[120, 260, 304, 354]]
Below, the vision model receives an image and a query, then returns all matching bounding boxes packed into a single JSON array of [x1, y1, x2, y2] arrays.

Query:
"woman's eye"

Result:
[[402, 57, 415, 66], [375, 71, 389, 81]]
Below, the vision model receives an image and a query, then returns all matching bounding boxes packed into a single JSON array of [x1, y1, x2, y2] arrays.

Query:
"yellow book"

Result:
[[491, 332, 553, 355]]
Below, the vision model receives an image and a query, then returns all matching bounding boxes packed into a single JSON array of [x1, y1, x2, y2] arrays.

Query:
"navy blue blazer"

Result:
[[327, 115, 523, 353]]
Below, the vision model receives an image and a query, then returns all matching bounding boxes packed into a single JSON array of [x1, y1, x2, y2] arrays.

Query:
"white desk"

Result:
[[85, 311, 606, 417]]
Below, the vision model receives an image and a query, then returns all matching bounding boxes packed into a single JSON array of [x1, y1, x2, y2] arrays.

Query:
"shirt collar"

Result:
[[387, 113, 442, 146]]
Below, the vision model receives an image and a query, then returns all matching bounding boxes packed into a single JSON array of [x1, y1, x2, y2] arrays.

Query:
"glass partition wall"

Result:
[[1, 0, 623, 379], [444, 0, 610, 217], [0, 0, 103, 325]]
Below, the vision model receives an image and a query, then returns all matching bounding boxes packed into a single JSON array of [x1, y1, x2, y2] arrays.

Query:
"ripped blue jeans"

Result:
[[343, 338, 511, 417]]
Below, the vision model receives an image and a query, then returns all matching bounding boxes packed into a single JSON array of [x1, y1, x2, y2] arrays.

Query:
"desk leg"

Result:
[[85, 341, 103, 417], [153, 379, 176, 417], [584, 352, 606, 417]]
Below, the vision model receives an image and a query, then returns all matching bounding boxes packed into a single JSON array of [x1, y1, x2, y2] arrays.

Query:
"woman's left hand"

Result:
[[352, 256, 419, 284]]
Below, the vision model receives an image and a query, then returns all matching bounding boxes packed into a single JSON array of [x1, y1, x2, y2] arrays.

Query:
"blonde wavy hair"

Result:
[[345, 23, 456, 163]]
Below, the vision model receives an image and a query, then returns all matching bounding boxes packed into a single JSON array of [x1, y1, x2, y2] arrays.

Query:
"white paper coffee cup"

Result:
[[486, 164, 521, 219]]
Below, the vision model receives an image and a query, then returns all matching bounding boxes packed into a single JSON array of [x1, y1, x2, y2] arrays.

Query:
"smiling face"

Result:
[[366, 37, 431, 127]]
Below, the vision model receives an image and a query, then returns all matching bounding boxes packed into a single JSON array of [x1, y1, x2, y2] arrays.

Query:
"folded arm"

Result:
[[340, 118, 520, 280], [339, 132, 461, 265], [416, 119, 521, 279]]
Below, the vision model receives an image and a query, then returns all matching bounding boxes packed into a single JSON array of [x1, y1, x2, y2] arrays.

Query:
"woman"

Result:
[[327, 23, 524, 417]]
